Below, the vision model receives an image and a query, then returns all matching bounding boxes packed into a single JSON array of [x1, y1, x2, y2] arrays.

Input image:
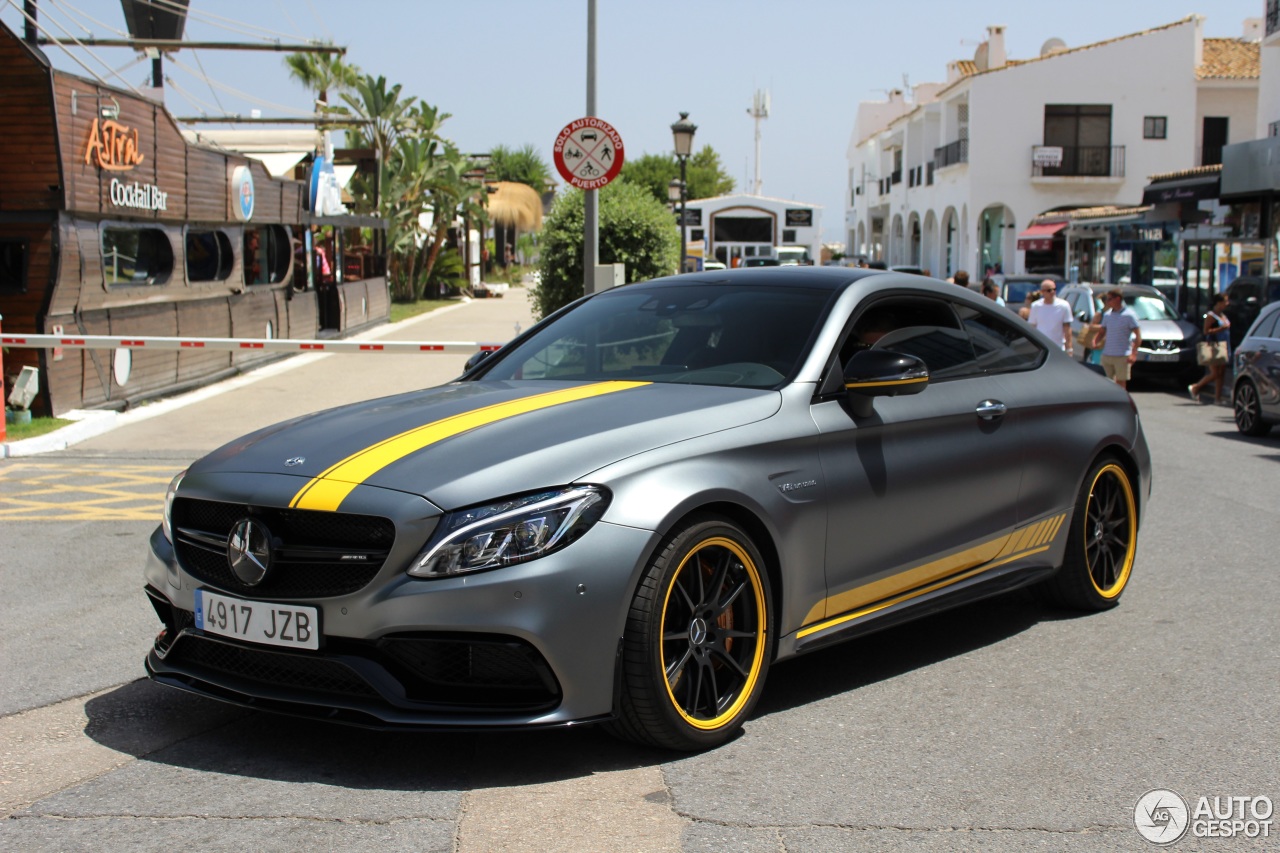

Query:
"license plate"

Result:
[[1141, 351, 1179, 362], [194, 589, 320, 650]]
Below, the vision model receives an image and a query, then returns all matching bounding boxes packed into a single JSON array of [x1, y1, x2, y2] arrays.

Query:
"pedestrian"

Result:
[[1188, 292, 1232, 404], [980, 279, 1005, 306], [1093, 288, 1141, 390], [953, 270, 970, 288], [1026, 279, 1073, 354]]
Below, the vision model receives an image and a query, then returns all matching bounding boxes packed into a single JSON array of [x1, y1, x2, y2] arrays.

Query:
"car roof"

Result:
[[625, 266, 904, 292]]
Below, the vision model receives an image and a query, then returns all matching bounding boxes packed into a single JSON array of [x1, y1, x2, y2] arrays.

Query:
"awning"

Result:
[[1142, 173, 1220, 205], [1016, 221, 1067, 252], [246, 151, 308, 178]]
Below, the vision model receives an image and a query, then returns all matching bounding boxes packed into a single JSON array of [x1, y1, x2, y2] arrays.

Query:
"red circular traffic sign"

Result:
[[553, 117, 625, 190]]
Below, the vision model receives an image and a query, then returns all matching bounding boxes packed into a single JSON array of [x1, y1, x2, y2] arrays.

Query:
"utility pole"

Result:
[[747, 89, 769, 195], [583, 0, 599, 293]]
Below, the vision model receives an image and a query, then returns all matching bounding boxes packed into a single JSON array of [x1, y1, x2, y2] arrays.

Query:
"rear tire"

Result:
[[1234, 380, 1271, 437], [608, 516, 772, 751], [1041, 458, 1138, 611]]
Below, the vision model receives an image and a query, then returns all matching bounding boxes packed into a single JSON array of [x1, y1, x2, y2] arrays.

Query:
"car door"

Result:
[[808, 295, 1028, 625], [1241, 306, 1280, 418]]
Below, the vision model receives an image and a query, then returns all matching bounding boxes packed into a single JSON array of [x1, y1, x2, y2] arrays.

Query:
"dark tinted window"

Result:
[[103, 227, 174, 286], [843, 296, 980, 380], [244, 225, 291, 285], [479, 285, 833, 388], [186, 230, 234, 282], [1251, 305, 1280, 339], [957, 303, 1047, 373], [0, 239, 28, 294]]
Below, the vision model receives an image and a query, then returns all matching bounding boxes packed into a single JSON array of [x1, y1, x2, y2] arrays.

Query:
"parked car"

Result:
[[1059, 284, 1200, 380], [1223, 275, 1280, 349], [143, 267, 1151, 751], [701, 260, 728, 272], [1001, 273, 1064, 311], [1231, 300, 1280, 437]]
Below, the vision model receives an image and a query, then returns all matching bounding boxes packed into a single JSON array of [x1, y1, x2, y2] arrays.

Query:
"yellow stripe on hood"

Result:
[[289, 381, 649, 511]]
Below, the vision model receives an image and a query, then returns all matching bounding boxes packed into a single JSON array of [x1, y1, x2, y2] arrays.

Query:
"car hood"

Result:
[[189, 380, 782, 511], [1139, 318, 1196, 341]]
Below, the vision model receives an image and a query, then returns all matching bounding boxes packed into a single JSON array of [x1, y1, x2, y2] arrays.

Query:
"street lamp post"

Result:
[[670, 112, 697, 273]]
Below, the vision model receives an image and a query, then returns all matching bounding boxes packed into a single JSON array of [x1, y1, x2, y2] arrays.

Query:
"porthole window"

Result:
[[103, 227, 174, 287], [186, 229, 234, 282], [244, 225, 292, 285]]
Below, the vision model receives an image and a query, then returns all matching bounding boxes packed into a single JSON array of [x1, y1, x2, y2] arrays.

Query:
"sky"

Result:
[[3, 0, 1267, 245]]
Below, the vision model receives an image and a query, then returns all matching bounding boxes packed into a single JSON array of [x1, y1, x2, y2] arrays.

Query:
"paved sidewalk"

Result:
[[3, 290, 537, 459]]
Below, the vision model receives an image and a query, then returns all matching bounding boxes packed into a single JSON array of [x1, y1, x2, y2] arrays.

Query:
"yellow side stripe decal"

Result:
[[798, 513, 1066, 640], [845, 376, 928, 390], [289, 381, 649, 511]]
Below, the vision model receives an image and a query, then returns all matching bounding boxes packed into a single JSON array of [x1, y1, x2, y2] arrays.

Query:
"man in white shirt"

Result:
[[1027, 280, 1073, 354]]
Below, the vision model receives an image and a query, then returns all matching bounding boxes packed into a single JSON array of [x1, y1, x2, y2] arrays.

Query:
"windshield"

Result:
[[1004, 280, 1042, 305], [1100, 294, 1178, 321], [476, 284, 835, 388]]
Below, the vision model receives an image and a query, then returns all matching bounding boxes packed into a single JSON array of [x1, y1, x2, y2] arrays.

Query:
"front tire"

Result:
[[1041, 458, 1138, 611], [1234, 380, 1271, 437], [609, 516, 772, 751]]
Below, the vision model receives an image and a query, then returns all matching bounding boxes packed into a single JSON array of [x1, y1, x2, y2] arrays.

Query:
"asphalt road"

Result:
[[1, 291, 1276, 851]]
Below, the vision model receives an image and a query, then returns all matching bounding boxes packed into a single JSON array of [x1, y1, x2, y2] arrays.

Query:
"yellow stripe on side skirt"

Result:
[[289, 381, 649, 511]]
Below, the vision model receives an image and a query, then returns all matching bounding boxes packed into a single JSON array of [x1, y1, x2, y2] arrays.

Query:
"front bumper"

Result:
[[144, 511, 659, 730]]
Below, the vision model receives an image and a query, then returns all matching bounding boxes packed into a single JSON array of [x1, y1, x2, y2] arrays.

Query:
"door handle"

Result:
[[976, 400, 1007, 420]]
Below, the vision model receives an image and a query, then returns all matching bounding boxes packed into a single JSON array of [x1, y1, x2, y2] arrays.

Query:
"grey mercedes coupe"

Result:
[[144, 267, 1151, 750]]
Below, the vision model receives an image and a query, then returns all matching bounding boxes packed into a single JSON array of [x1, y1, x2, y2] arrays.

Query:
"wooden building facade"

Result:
[[0, 22, 388, 416]]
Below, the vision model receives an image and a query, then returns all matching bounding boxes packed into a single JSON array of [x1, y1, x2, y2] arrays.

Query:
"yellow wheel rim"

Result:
[[659, 537, 767, 730]]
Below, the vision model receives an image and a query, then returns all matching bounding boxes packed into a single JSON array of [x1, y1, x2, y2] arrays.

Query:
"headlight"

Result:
[[410, 486, 608, 578], [161, 469, 186, 543]]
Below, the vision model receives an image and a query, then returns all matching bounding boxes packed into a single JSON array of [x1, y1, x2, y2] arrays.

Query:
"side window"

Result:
[[102, 227, 174, 287], [842, 296, 981, 380], [957, 303, 1047, 373], [1253, 307, 1280, 339], [244, 225, 291, 285], [186, 229, 234, 282]]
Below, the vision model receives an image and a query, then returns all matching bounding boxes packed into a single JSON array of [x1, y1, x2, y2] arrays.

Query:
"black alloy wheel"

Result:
[[1234, 381, 1271, 437], [1041, 457, 1138, 611], [609, 516, 772, 751]]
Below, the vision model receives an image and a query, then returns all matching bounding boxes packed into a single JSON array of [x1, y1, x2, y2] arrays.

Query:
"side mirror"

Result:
[[843, 350, 929, 417], [464, 349, 494, 372]]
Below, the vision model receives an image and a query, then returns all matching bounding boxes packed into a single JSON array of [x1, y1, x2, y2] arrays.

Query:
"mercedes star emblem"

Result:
[[227, 518, 273, 586]]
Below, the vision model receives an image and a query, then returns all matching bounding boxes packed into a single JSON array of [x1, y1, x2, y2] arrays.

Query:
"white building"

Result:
[[680, 193, 822, 268], [845, 15, 1260, 281]]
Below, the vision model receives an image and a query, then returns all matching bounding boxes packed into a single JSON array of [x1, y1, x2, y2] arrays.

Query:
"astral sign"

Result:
[[84, 118, 145, 171]]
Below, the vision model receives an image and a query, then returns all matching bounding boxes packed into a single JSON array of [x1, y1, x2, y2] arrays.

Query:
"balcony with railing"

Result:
[[934, 138, 968, 169], [1031, 145, 1125, 178]]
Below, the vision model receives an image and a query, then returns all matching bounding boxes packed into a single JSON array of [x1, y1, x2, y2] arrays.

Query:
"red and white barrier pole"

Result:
[[0, 334, 504, 356]]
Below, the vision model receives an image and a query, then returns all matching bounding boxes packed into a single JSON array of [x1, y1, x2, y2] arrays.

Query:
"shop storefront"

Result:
[[680, 194, 822, 269]]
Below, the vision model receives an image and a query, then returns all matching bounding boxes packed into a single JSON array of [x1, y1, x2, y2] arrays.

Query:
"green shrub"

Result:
[[534, 182, 679, 319]]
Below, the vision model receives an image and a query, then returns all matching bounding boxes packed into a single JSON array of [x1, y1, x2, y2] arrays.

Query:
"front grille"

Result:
[[157, 628, 562, 713], [379, 634, 561, 705], [172, 634, 379, 698], [172, 498, 395, 598]]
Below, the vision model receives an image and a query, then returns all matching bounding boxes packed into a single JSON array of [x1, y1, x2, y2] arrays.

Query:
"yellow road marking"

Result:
[[0, 462, 176, 521]]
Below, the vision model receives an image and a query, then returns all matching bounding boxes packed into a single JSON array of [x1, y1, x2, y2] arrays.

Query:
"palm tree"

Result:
[[283, 47, 360, 108]]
